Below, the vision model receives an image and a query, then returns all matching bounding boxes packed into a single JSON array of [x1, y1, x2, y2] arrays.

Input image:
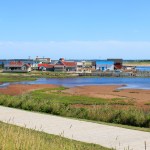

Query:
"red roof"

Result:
[[8, 61, 24, 67], [54, 64, 64, 66], [24, 64, 31, 67], [62, 61, 77, 67], [39, 61, 77, 69], [38, 64, 54, 68], [54, 64, 64, 68]]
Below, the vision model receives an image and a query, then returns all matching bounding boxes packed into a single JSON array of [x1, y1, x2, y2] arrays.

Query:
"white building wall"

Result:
[[96, 64, 114, 71]]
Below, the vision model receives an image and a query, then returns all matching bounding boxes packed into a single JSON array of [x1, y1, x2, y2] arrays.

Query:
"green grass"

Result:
[[18, 71, 79, 78], [0, 74, 36, 83], [30, 87, 132, 105], [0, 87, 150, 128], [0, 72, 77, 83], [73, 117, 150, 132], [0, 122, 110, 150], [0, 71, 95, 83]]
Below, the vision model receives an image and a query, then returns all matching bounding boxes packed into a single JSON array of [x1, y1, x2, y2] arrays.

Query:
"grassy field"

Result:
[[0, 87, 150, 128], [0, 75, 36, 83], [0, 122, 110, 150], [0, 73, 37, 83], [123, 61, 150, 66], [0, 71, 78, 83], [30, 87, 131, 105]]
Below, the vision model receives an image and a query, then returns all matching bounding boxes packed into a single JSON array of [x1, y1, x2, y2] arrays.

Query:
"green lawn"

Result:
[[0, 122, 110, 150]]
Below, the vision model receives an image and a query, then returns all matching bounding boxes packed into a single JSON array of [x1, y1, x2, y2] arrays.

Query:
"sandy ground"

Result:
[[0, 84, 58, 95], [64, 85, 150, 107], [0, 106, 150, 150]]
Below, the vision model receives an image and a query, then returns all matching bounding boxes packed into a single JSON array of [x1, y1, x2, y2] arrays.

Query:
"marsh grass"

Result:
[[0, 122, 110, 150], [30, 87, 131, 105], [0, 75, 36, 83], [145, 102, 150, 105], [0, 87, 150, 128], [0, 72, 76, 83], [112, 90, 120, 92], [129, 91, 139, 94]]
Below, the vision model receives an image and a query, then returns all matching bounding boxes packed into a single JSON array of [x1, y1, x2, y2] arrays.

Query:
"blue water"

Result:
[[136, 66, 150, 71], [1, 77, 150, 90]]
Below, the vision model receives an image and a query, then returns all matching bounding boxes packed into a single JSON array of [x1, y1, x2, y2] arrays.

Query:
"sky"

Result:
[[0, 0, 150, 59]]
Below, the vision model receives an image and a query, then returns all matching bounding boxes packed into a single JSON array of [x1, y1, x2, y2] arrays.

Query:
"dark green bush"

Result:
[[0, 93, 150, 128]]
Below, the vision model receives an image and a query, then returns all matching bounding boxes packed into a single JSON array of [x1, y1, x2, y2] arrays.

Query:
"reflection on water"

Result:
[[0, 77, 150, 90]]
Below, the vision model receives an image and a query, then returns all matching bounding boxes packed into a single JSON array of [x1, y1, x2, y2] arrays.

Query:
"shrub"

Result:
[[0, 90, 150, 128]]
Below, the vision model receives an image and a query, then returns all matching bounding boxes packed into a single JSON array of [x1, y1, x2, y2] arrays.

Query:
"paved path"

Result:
[[0, 106, 150, 150]]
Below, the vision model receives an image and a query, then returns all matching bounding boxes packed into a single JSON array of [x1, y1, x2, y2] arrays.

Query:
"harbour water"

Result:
[[136, 66, 150, 71], [1, 77, 150, 90]]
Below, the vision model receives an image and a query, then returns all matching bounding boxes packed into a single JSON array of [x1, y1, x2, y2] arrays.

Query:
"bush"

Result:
[[0, 92, 150, 128]]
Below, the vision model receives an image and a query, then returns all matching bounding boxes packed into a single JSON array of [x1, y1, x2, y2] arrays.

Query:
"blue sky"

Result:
[[0, 0, 150, 59]]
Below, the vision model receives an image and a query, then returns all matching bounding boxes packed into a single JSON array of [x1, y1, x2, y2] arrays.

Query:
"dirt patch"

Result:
[[0, 84, 59, 95], [64, 85, 124, 99], [64, 85, 150, 108]]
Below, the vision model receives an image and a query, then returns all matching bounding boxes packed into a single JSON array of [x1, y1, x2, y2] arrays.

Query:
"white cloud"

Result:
[[0, 41, 150, 59]]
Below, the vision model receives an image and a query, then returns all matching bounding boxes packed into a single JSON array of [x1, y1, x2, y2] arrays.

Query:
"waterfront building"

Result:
[[38, 64, 54, 71], [54, 58, 77, 72], [3, 61, 32, 72], [107, 59, 123, 70], [95, 60, 114, 71]]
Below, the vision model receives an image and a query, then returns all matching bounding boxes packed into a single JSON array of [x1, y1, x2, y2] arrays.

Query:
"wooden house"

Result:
[[38, 64, 54, 71], [3, 61, 31, 73], [76, 61, 84, 72], [32, 57, 51, 70], [54, 58, 77, 72]]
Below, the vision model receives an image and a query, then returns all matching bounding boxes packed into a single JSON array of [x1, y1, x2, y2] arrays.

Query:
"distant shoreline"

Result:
[[124, 63, 150, 67]]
